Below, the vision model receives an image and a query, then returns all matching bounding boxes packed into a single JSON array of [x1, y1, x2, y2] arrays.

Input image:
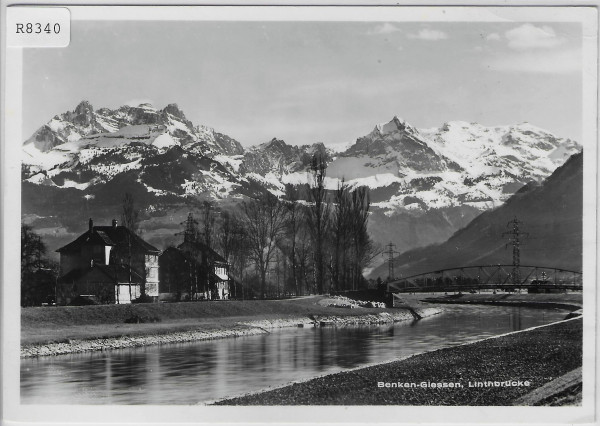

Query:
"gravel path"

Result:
[[214, 318, 582, 406]]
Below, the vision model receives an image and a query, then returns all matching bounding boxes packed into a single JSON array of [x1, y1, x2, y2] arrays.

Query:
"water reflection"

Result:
[[21, 305, 566, 405]]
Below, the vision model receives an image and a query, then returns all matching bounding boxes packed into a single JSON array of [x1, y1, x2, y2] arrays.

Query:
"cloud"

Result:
[[407, 29, 448, 41], [368, 23, 401, 35], [125, 98, 155, 107], [486, 33, 501, 41], [505, 24, 566, 50], [484, 49, 580, 74]]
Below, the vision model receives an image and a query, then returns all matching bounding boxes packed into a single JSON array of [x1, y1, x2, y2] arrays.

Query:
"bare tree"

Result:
[[120, 192, 141, 300], [329, 179, 351, 292], [201, 201, 216, 250], [229, 215, 249, 299], [240, 192, 287, 299], [305, 153, 330, 294], [216, 209, 235, 299], [21, 224, 56, 306], [200, 201, 216, 298], [348, 186, 372, 290], [121, 192, 140, 233], [181, 212, 200, 299], [216, 210, 234, 264], [283, 184, 301, 296], [295, 223, 313, 296]]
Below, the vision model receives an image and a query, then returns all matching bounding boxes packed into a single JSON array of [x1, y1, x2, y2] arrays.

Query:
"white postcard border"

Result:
[[1, 3, 598, 425]]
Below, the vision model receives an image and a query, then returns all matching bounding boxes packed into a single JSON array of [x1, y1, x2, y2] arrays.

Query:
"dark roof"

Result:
[[57, 225, 160, 254], [59, 264, 144, 284], [177, 240, 227, 263], [160, 246, 190, 261], [210, 270, 227, 283], [95, 231, 114, 246], [59, 268, 84, 283], [94, 264, 144, 283]]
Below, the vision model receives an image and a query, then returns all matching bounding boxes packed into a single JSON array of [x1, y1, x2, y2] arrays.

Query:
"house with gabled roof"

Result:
[[56, 218, 160, 304], [159, 233, 230, 301]]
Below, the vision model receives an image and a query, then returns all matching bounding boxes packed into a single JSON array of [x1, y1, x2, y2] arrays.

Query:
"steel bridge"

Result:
[[387, 265, 582, 293]]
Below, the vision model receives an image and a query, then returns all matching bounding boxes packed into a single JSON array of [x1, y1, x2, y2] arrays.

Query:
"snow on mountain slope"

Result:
[[22, 103, 580, 217], [343, 116, 459, 176], [420, 121, 578, 180], [368, 152, 584, 279], [23, 101, 244, 158], [22, 104, 581, 268], [22, 101, 256, 202], [322, 117, 581, 214], [240, 139, 334, 177]]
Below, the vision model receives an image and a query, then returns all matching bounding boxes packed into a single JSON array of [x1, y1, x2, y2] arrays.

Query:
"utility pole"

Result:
[[503, 217, 529, 285], [382, 242, 400, 282]]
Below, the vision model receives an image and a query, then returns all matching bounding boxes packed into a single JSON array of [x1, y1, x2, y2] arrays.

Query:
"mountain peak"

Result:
[[70, 100, 96, 128], [162, 103, 187, 121], [267, 137, 286, 147], [74, 100, 94, 115], [375, 116, 418, 136], [255, 138, 292, 154]]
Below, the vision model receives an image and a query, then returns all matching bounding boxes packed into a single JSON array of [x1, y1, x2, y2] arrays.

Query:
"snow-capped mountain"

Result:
[[240, 138, 333, 176], [264, 115, 580, 258], [23, 101, 244, 164], [21, 102, 581, 258], [369, 151, 583, 279], [238, 138, 335, 195], [22, 101, 261, 204], [279, 116, 581, 214]]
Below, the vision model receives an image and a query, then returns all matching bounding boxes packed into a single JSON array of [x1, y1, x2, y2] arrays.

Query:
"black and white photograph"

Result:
[[1, 3, 598, 425]]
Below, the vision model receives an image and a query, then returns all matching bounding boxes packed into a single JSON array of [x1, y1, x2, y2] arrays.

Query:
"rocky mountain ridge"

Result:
[[21, 101, 581, 259], [368, 151, 583, 279]]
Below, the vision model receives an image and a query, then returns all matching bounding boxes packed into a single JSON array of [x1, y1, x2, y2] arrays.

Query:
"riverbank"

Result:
[[213, 317, 582, 406], [21, 296, 442, 357], [419, 292, 582, 311], [21, 293, 580, 358]]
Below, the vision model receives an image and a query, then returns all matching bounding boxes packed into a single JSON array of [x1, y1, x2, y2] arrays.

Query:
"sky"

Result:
[[23, 19, 583, 148]]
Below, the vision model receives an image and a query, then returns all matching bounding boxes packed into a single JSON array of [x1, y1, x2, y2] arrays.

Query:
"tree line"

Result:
[[20, 155, 379, 305], [21, 224, 58, 306], [188, 154, 379, 299]]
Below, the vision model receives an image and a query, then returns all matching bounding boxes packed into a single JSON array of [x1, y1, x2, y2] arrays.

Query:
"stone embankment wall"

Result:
[[21, 308, 443, 358], [21, 326, 267, 358]]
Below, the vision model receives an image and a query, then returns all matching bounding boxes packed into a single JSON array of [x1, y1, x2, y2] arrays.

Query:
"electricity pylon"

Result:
[[503, 217, 529, 285], [382, 242, 400, 281]]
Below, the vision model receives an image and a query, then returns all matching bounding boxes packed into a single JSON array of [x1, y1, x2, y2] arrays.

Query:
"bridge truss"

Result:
[[387, 265, 582, 293]]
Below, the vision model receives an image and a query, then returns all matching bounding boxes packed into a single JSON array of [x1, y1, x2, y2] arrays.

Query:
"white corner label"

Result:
[[6, 7, 70, 48]]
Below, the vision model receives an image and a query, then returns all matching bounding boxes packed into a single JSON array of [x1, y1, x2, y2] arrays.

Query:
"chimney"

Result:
[[88, 218, 93, 232], [112, 219, 118, 228]]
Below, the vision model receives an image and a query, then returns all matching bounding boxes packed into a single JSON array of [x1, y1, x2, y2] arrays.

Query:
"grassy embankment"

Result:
[[214, 317, 583, 406], [21, 296, 405, 346], [21, 292, 582, 346]]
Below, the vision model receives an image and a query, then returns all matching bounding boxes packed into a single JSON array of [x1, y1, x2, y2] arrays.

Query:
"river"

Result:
[[21, 304, 567, 405]]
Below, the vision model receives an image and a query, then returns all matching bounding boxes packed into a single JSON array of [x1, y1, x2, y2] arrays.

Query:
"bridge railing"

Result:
[[387, 265, 582, 293]]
